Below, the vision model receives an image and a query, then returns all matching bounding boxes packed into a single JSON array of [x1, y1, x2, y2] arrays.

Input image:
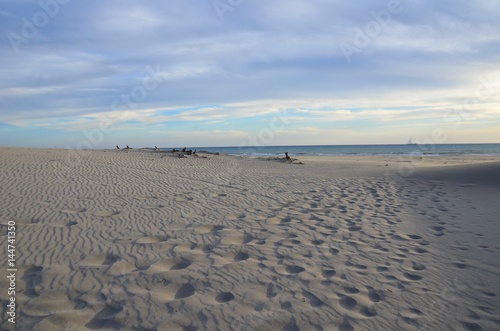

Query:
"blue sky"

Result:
[[1, 0, 499, 148]]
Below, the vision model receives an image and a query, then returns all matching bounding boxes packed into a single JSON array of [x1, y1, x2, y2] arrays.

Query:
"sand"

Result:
[[0, 147, 499, 331]]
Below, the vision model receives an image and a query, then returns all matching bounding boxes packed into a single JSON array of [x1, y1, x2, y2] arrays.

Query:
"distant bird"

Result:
[[182, 147, 187, 152], [126, 145, 131, 149], [116, 145, 120, 150], [154, 146, 158, 151]]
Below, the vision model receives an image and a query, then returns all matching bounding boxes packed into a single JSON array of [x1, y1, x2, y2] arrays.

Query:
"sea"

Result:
[[177, 144, 500, 157]]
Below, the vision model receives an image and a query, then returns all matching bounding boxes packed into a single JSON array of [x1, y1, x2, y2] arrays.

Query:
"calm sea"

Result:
[[174, 144, 500, 157]]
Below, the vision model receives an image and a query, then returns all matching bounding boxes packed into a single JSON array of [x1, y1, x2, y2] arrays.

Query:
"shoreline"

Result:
[[0, 147, 498, 330], [3, 145, 500, 161], [2, 144, 500, 157]]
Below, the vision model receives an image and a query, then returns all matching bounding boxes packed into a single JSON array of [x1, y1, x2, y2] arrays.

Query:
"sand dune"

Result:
[[0, 147, 499, 330]]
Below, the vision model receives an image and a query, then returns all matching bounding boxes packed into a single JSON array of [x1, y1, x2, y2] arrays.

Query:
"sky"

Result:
[[1, 0, 499, 148]]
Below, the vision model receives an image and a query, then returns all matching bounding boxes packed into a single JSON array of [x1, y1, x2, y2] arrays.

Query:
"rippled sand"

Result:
[[0, 147, 499, 330]]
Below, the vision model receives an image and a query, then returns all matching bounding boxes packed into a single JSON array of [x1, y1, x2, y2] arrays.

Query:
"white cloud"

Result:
[[1, 0, 499, 146]]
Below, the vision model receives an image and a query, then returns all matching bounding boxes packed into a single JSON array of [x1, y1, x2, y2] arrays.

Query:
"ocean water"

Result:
[[178, 144, 500, 157]]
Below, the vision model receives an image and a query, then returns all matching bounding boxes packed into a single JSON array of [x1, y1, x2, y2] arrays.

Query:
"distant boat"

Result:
[[407, 137, 417, 145]]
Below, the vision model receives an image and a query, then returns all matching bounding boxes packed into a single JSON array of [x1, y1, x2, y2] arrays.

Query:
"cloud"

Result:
[[0, 0, 499, 146]]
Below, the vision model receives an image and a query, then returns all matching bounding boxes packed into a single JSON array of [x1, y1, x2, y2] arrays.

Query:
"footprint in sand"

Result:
[[401, 316, 420, 327], [360, 306, 378, 317], [329, 247, 340, 255], [266, 283, 278, 298], [391, 234, 408, 241], [211, 225, 225, 232], [134, 261, 151, 271], [170, 260, 192, 271], [403, 272, 423, 281], [74, 299, 88, 310], [339, 320, 354, 331], [286, 265, 305, 274], [348, 225, 362, 232], [461, 322, 483, 331], [414, 247, 428, 254], [302, 290, 324, 307], [147, 256, 194, 273], [344, 287, 360, 294], [322, 269, 336, 278], [22, 266, 43, 298], [431, 225, 445, 236], [345, 261, 368, 270], [451, 262, 467, 269], [174, 284, 195, 299], [282, 239, 301, 246], [234, 252, 249, 262], [280, 301, 292, 309], [339, 295, 357, 310], [86, 304, 124, 329], [412, 262, 426, 271], [367, 286, 383, 302], [216, 292, 235, 303], [151, 281, 196, 302], [282, 318, 300, 331]]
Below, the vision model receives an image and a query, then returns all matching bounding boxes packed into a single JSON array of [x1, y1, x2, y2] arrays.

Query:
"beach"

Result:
[[0, 147, 499, 331]]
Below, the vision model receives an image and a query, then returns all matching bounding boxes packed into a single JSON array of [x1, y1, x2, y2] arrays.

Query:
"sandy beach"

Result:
[[1, 147, 499, 331]]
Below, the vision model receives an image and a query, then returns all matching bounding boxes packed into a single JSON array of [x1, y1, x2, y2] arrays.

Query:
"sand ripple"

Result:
[[0, 148, 498, 330]]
